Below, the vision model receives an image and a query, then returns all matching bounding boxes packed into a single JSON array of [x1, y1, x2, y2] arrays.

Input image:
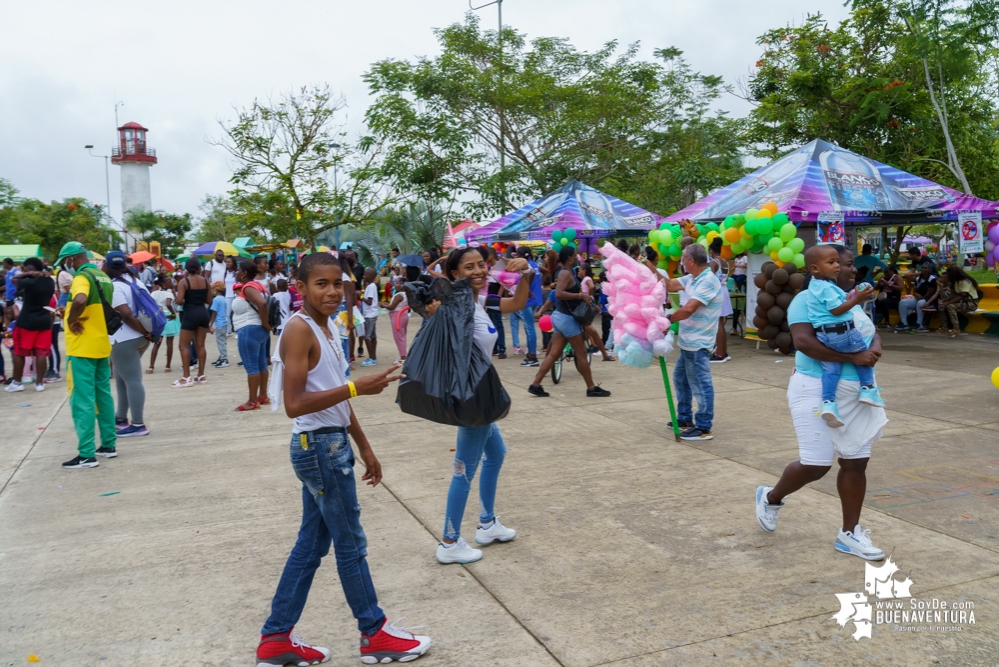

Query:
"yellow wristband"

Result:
[[348, 381, 358, 398]]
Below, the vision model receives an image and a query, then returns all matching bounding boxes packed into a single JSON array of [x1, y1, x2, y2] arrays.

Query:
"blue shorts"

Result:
[[551, 310, 583, 338]]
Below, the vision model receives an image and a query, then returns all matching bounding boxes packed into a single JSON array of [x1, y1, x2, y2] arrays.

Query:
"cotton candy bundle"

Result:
[[598, 243, 671, 368]]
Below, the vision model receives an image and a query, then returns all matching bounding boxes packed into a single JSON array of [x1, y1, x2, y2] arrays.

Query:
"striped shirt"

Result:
[[676, 269, 723, 351]]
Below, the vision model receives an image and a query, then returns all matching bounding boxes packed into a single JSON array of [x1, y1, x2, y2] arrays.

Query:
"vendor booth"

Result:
[[666, 139, 999, 337]]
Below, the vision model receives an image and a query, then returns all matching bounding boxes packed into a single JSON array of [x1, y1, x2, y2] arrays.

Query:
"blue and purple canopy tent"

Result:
[[466, 180, 660, 245], [666, 139, 998, 226]]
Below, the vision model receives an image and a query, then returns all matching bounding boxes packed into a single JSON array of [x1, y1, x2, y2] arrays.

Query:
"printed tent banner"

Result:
[[466, 180, 659, 242], [666, 139, 999, 226]]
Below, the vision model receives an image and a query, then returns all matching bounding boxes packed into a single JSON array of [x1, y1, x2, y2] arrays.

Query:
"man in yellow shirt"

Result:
[[58, 242, 117, 469]]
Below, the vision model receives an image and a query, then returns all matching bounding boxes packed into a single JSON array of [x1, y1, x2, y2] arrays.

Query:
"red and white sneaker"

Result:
[[360, 618, 431, 664], [256, 628, 331, 666]]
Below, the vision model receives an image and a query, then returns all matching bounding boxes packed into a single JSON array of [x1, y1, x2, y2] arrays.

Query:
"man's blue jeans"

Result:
[[674, 348, 715, 431], [444, 423, 506, 541], [262, 430, 385, 637], [508, 306, 537, 355]]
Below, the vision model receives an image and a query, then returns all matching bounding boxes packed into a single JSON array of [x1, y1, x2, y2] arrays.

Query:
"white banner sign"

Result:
[[958, 211, 983, 254]]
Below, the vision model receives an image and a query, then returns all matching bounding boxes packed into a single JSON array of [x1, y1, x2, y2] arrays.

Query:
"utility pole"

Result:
[[470, 0, 504, 209]]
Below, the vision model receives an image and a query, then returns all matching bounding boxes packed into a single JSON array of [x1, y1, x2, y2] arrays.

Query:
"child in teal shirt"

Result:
[[209, 282, 229, 367], [803, 245, 883, 427]]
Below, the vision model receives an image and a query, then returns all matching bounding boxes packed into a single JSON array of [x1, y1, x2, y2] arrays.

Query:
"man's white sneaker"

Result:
[[835, 524, 885, 561], [4, 381, 24, 393], [35, 383, 45, 392], [755, 485, 783, 533], [475, 518, 516, 545], [435, 537, 483, 564]]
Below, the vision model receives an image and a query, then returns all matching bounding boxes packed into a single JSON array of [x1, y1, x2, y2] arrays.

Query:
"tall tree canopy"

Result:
[[364, 15, 745, 220], [743, 1, 999, 200]]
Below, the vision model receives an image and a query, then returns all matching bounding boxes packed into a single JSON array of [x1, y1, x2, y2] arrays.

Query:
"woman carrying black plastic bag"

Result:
[[435, 247, 533, 565]]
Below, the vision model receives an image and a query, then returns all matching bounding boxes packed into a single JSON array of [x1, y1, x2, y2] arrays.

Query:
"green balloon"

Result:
[[792, 252, 805, 269], [552, 230, 564, 243], [756, 218, 774, 235], [649, 229, 660, 244], [779, 223, 796, 242], [788, 237, 805, 253], [723, 216, 735, 229], [657, 259, 669, 270], [767, 237, 784, 252], [660, 228, 675, 245], [668, 243, 681, 259], [730, 240, 744, 254], [744, 219, 758, 236], [707, 222, 720, 233], [755, 234, 772, 246], [772, 212, 789, 226], [750, 240, 766, 253], [659, 221, 670, 232], [733, 214, 746, 226], [564, 228, 577, 241], [567, 242, 577, 250], [695, 224, 706, 237], [559, 237, 568, 246], [778, 247, 794, 263], [745, 208, 759, 220]]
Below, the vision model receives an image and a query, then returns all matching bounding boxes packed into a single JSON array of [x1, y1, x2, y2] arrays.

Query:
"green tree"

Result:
[[213, 85, 394, 244], [364, 15, 745, 219], [125, 210, 194, 258], [193, 194, 263, 245], [340, 201, 453, 266], [0, 181, 119, 260]]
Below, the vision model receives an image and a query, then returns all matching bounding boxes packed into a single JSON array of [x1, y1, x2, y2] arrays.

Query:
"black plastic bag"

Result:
[[396, 277, 511, 427]]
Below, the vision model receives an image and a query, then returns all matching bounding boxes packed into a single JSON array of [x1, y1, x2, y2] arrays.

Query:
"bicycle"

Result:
[[551, 340, 593, 384]]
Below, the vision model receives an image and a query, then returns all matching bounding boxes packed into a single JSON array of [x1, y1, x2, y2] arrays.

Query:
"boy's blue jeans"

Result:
[[816, 327, 874, 402], [262, 430, 385, 637], [444, 423, 506, 541]]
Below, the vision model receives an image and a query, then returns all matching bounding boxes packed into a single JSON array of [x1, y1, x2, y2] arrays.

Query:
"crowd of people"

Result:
[[0, 231, 980, 665], [856, 243, 981, 337]]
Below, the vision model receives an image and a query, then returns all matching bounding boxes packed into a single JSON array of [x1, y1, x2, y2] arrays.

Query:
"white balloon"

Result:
[[986, 240, 995, 252]]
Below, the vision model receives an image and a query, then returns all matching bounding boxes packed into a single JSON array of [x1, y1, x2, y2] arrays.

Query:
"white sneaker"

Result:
[[475, 517, 516, 544], [435, 537, 483, 564], [755, 485, 783, 533], [835, 524, 885, 561], [35, 383, 45, 392], [4, 381, 24, 393]]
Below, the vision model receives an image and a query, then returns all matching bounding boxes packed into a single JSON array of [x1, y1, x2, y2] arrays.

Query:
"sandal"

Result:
[[164, 367, 172, 373], [236, 401, 259, 411], [145, 368, 154, 374], [171, 376, 194, 388], [258, 397, 270, 405], [194, 375, 207, 383]]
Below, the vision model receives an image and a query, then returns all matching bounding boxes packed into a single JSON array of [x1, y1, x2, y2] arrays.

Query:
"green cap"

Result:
[[56, 241, 88, 265]]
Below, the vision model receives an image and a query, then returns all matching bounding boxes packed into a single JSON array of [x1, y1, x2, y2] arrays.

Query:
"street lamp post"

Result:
[[85, 144, 126, 249], [329, 142, 342, 250], [469, 0, 504, 207]]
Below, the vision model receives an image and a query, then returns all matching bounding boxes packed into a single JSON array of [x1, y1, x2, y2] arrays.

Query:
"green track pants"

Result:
[[66, 356, 116, 458]]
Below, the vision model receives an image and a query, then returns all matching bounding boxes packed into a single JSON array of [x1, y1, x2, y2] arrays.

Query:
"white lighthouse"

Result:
[[111, 121, 157, 225]]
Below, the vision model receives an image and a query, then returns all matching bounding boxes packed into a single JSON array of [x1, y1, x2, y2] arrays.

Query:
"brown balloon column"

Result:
[[752, 262, 805, 355]]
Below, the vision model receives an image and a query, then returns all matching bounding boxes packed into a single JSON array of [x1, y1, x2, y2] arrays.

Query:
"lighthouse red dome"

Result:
[[111, 121, 156, 164]]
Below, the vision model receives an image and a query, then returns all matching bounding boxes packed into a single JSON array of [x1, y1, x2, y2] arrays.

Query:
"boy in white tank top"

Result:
[[255, 253, 432, 666]]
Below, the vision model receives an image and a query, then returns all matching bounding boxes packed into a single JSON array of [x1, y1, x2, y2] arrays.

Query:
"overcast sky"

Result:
[[0, 0, 850, 224]]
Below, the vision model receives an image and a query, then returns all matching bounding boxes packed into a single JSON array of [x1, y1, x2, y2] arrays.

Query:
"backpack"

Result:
[[119, 277, 166, 340], [267, 294, 282, 328], [80, 269, 123, 335]]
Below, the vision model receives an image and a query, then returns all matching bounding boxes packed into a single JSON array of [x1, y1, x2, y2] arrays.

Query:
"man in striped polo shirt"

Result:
[[663, 244, 723, 441]]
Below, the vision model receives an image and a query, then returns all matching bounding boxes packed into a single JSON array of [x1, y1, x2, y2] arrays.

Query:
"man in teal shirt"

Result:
[[853, 244, 886, 285]]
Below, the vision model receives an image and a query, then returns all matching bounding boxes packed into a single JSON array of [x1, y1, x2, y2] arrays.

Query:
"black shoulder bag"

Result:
[[80, 269, 123, 335]]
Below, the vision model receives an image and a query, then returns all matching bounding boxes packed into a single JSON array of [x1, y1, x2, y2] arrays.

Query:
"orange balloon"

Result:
[[668, 260, 679, 276], [724, 227, 740, 243], [762, 201, 779, 215], [774, 259, 786, 268], [721, 245, 734, 259]]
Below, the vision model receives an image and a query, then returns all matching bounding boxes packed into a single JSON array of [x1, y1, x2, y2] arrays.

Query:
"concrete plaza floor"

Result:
[[2, 324, 999, 666]]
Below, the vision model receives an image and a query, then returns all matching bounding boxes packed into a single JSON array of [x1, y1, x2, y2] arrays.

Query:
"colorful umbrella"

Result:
[[192, 241, 241, 257], [87, 250, 105, 261], [129, 250, 156, 264]]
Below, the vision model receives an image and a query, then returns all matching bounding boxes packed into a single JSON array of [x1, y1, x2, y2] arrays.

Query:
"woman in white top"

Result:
[[434, 247, 533, 566], [379, 276, 410, 364], [224, 256, 239, 334], [708, 238, 734, 363], [104, 251, 152, 436], [232, 260, 272, 410]]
